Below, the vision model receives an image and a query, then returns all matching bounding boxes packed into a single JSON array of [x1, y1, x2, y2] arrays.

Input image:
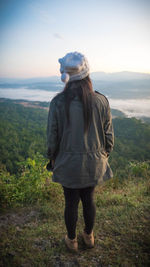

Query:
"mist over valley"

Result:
[[0, 71, 150, 119]]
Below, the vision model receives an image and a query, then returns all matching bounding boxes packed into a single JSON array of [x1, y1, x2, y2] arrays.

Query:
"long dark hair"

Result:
[[63, 75, 94, 133]]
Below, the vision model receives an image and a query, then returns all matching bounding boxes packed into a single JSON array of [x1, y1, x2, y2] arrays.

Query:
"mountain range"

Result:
[[0, 71, 150, 84], [0, 71, 150, 100]]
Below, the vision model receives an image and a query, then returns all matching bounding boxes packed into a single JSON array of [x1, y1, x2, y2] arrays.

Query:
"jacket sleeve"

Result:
[[47, 99, 59, 160], [104, 102, 114, 156]]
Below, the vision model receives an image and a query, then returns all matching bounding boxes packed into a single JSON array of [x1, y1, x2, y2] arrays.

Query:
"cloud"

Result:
[[39, 10, 56, 24], [29, 3, 56, 25], [53, 33, 63, 40]]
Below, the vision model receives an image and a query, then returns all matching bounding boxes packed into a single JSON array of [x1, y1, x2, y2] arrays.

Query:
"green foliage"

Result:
[[1, 157, 150, 210], [0, 100, 47, 173], [0, 153, 63, 209], [110, 117, 150, 172], [128, 161, 150, 178]]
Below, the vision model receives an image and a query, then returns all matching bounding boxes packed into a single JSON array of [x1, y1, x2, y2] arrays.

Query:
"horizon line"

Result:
[[0, 70, 150, 80]]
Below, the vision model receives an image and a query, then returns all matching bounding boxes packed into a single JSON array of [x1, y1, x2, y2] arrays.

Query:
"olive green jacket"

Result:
[[47, 91, 114, 188]]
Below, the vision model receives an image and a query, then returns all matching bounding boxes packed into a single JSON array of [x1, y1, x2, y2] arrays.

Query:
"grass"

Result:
[[0, 174, 150, 266]]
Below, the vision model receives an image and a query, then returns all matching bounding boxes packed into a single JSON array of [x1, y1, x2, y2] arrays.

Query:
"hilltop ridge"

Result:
[[0, 156, 150, 266], [0, 71, 150, 84]]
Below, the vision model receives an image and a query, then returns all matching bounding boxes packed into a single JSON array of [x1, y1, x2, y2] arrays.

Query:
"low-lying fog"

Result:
[[0, 88, 150, 118]]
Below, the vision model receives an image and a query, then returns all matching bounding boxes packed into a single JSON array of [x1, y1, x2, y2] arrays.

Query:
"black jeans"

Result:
[[63, 186, 96, 240]]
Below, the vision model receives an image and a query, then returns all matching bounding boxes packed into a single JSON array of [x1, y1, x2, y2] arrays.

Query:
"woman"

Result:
[[47, 52, 114, 252]]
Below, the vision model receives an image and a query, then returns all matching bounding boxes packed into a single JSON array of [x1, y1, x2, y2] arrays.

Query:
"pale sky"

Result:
[[0, 0, 150, 78]]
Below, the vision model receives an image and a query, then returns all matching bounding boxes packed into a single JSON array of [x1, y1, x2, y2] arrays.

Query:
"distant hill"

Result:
[[0, 71, 150, 85], [90, 71, 150, 99], [0, 71, 150, 99], [90, 71, 150, 81], [0, 76, 60, 84]]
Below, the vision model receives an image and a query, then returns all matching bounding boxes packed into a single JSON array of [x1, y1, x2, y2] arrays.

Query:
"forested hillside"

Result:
[[0, 99, 150, 176], [0, 100, 47, 173]]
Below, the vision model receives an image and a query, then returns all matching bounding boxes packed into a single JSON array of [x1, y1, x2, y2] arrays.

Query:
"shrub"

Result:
[[0, 153, 62, 209]]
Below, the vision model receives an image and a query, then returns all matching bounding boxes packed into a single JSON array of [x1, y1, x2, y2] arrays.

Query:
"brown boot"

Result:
[[82, 231, 94, 248], [65, 235, 78, 253]]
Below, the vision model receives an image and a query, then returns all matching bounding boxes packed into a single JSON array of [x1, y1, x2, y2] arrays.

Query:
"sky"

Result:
[[0, 0, 150, 78]]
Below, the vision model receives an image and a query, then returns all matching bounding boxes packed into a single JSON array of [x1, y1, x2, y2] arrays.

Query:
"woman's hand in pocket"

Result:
[[52, 160, 55, 168]]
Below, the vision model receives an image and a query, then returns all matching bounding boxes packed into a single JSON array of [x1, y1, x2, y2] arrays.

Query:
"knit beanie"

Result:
[[58, 52, 90, 83]]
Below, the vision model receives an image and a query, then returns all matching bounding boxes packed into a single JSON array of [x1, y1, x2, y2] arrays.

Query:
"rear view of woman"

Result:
[[47, 52, 114, 252]]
